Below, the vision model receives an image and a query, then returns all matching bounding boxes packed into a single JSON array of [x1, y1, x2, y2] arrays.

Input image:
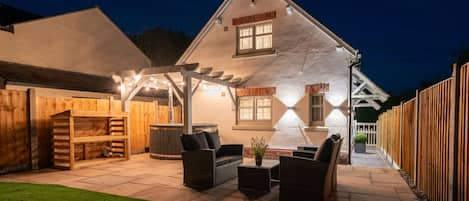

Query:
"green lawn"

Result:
[[0, 182, 144, 201]]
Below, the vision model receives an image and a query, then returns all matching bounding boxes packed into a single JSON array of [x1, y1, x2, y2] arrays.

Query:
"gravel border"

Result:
[[399, 170, 429, 201]]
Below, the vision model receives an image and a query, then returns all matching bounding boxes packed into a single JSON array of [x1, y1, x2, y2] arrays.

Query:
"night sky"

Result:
[[3, 0, 469, 95]]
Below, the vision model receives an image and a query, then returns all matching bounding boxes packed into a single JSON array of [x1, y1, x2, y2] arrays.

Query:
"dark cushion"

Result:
[[215, 155, 243, 167], [293, 150, 316, 159], [180, 133, 209, 151], [204, 131, 221, 152], [314, 137, 334, 163]]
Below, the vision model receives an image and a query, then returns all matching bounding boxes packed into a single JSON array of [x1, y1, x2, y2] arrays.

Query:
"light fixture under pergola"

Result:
[[112, 63, 244, 134]]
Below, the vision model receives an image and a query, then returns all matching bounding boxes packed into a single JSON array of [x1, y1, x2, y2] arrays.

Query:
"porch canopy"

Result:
[[112, 63, 244, 134], [351, 67, 389, 110]]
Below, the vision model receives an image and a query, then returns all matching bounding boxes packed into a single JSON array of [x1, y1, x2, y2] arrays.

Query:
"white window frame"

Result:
[[236, 22, 273, 55], [237, 96, 272, 123]]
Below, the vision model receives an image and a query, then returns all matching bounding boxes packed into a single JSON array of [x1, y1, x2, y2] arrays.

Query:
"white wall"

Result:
[[0, 8, 150, 76], [186, 0, 351, 149]]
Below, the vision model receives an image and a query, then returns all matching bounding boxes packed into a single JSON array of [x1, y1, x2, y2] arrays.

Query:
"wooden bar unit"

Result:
[[51, 110, 130, 170]]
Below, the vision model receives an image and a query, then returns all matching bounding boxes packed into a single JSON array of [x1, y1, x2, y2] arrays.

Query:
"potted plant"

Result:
[[353, 133, 368, 153], [251, 137, 268, 166]]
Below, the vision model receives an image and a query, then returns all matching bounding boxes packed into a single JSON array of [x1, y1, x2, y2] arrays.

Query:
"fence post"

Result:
[[27, 88, 39, 170], [449, 64, 460, 201], [413, 89, 420, 185], [399, 102, 404, 169]]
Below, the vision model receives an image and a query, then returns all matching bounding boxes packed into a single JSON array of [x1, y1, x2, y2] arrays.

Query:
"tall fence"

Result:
[[377, 63, 469, 201], [0, 89, 180, 172]]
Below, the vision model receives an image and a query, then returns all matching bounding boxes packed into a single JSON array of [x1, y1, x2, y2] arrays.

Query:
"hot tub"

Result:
[[149, 123, 218, 160]]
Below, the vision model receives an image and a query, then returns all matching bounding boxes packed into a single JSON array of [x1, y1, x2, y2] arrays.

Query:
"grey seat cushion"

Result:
[[181, 133, 210, 151], [215, 155, 242, 167], [204, 131, 221, 152]]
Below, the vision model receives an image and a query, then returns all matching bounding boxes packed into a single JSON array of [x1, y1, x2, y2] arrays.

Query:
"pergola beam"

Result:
[[183, 75, 192, 134], [181, 69, 238, 88]]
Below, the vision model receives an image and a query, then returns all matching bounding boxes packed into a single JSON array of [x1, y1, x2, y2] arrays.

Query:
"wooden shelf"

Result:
[[73, 135, 128, 143], [51, 110, 130, 170]]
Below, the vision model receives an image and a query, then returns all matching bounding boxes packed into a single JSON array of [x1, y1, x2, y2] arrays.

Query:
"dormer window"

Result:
[[237, 23, 273, 55]]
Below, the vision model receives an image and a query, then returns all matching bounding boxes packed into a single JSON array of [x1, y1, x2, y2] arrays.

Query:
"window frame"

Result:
[[237, 96, 273, 124], [310, 94, 325, 126], [236, 22, 273, 55]]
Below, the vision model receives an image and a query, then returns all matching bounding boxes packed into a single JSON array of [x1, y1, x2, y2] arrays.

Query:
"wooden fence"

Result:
[[377, 64, 469, 201], [0, 90, 29, 174], [1, 89, 179, 172]]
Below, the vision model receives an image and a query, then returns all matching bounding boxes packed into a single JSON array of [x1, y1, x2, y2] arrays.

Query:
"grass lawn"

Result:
[[0, 182, 144, 201]]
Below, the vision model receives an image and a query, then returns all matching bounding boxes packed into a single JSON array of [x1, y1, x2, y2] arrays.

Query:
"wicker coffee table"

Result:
[[237, 159, 279, 193]]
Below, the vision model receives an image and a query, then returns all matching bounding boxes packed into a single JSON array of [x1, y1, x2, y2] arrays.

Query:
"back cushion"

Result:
[[180, 133, 209, 151], [204, 131, 221, 152], [314, 138, 334, 163]]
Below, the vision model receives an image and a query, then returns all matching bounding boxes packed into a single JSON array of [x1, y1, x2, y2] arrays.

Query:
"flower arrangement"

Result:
[[251, 137, 268, 166]]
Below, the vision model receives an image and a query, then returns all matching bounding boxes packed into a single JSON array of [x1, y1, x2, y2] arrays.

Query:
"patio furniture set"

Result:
[[180, 131, 343, 201]]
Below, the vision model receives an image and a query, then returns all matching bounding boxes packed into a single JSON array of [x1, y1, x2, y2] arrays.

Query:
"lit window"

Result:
[[238, 96, 272, 121], [237, 23, 273, 54], [311, 94, 324, 125]]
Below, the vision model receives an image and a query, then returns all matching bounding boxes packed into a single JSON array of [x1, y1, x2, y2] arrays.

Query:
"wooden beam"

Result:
[[181, 69, 238, 87], [221, 75, 234, 81], [164, 74, 183, 97], [352, 94, 388, 101], [172, 86, 183, 106], [199, 67, 213, 75], [448, 64, 460, 201], [115, 63, 199, 78], [227, 87, 236, 106], [192, 80, 202, 96], [168, 87, 175, 123], [210, 71, 224, 78], [352, 82, 366, 96], [183, 75, 192, 134]]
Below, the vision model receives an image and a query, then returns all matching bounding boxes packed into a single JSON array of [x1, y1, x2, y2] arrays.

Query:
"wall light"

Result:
[[336, 46, 344, 52], [215, 17, 223, 25], [250, 0, 256, 7], [286, 5, 294, 15]]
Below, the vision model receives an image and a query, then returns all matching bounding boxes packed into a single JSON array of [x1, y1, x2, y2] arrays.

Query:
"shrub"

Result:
[[353, 133, 368, 144]]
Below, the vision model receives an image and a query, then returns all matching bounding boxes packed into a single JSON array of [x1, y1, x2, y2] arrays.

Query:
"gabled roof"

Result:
[[0, 60, 166, 98], [177, 0, 357, 64]]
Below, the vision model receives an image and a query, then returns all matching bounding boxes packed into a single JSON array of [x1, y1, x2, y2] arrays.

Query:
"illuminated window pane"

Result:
[[240, 98, 254, 107], [256, 24, 272, 35], [256, 108, 271, 120], [256, 35, 272, 49], [239, 37, 253, 50], [311, 95, 324, 122], [239, 27, 253, 37], [240, 108, 253, 120], [256, 98, 271, 107]]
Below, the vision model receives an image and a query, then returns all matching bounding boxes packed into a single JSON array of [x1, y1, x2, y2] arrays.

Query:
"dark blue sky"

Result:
[[3, 0, 469, 95]]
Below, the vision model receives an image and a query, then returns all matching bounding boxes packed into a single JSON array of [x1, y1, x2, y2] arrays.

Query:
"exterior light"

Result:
[[145, 86, 150, 91], [150, 77, 155, 81], [134, 74, 142, 82], [250, 0, 256, 7], [286, 5, 294, 15], [119, 84, 126, 93], [336, 46, 344, 52], [215, 17, 222, 25]]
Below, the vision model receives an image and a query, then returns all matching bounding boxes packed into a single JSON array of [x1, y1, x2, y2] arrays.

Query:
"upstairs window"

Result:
[[237, 23, 273, 55], [238, 96, 272, 122]]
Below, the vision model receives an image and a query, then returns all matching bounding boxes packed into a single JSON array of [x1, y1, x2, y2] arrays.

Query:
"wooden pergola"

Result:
[[351, 67, 389, 110], [112, 63, 244, 134]]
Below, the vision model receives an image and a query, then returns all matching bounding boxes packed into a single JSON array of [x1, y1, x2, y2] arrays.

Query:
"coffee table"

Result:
[[237, 159, 279, 193]]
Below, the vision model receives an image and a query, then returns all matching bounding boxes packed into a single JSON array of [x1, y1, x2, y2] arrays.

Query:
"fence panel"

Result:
[[402, 98, 416, 180], [458, 64, 469, 201], [417, 79, 452, 201], [0, 90, 29, 174]]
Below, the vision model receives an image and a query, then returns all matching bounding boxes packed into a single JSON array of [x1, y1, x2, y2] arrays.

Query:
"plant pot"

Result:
[[354, 143, 366, 153], [255, 155, 263, 166]]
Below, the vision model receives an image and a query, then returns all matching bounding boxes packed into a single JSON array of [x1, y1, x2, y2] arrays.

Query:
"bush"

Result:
[[353, 133, 368, 144]]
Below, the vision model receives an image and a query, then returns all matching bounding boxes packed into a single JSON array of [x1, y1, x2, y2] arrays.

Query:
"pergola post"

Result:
[[168, 87, 175, 123], [183, 75, 192, 134]]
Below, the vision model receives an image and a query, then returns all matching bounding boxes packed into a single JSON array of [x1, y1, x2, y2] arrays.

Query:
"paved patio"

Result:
[[351, 146, 393, 169], [0, 154, 416, 201]]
